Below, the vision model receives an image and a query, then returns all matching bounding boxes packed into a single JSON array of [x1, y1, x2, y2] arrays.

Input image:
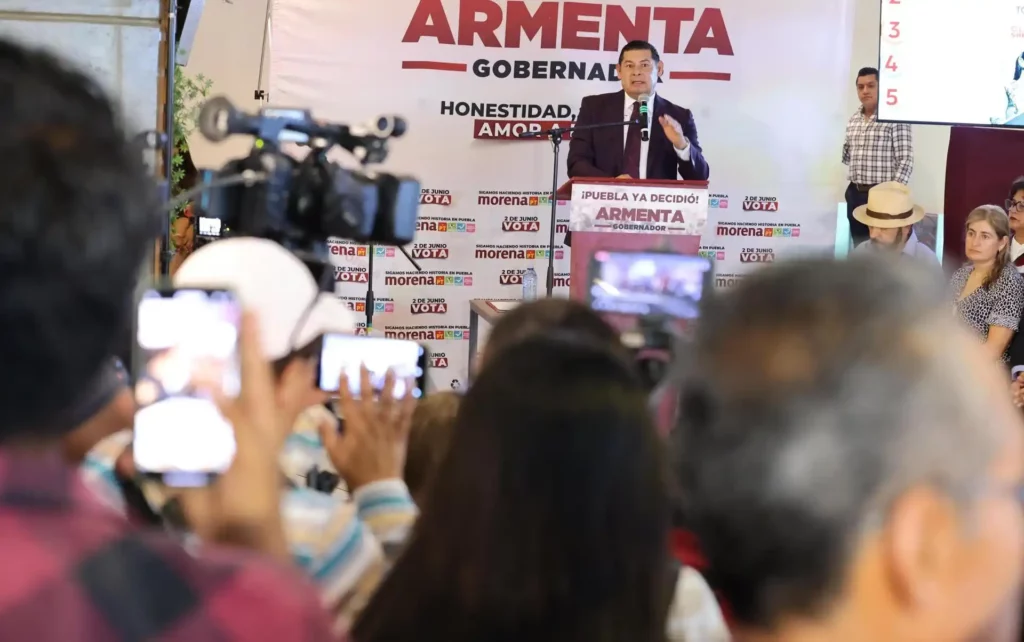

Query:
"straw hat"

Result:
[[852, 182, 925, 229]]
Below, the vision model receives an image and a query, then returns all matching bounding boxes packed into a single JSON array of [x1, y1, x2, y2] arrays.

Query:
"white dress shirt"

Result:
[[623, 91, 692, 179], [1012, 236, 1024, 272]]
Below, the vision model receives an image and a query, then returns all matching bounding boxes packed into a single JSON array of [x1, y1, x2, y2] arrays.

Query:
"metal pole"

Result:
[[162, 0, 178, 275]]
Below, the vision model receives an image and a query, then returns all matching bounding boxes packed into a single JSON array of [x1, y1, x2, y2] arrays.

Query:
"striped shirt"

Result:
[[79, 406, 417, 632]]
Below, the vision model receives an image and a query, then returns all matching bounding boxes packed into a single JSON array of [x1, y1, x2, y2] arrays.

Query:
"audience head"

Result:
[[854, 182, 925, 252], [403, 391, 460, 505], [676, 257, 1024, 641], [174, 238, 355, 424], [1006, 176, 1024, 236], [0, 39, 159, 441], [356, 335, 671, 642], [61, 358, 133, 463], [478, 297, 627, 372], [965, 205, 1011, 285]]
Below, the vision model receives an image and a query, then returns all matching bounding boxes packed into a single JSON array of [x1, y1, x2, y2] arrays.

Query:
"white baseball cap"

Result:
[[174, 238, 356, 359]]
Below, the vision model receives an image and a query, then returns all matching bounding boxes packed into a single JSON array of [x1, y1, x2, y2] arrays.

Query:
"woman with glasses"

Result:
[[1007, 177, 1024, 271]]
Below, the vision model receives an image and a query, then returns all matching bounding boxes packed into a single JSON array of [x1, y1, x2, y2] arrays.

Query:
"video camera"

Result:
[[188, 96, 420, 258]]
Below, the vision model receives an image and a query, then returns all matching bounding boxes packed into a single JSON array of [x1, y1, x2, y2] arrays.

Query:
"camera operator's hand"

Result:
[[317, 366, 416, 492], [179, 312, 305, 562], [1012, 373, 1024, 409]]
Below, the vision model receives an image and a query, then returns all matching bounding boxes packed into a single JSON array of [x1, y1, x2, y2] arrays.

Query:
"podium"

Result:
[[557, 177, 710, 302]]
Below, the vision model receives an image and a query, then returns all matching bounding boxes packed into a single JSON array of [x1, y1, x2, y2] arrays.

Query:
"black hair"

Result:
[[619, 40, 661, 65], [856, 67, 878, 82], [354, 335, 671, 642], [1009, 176, 1024, 200], [0, 39, 159, 439]]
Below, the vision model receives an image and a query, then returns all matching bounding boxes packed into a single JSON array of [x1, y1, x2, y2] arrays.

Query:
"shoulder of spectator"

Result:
[[666, 566, 731, 642], [146, 531, 337, 638]]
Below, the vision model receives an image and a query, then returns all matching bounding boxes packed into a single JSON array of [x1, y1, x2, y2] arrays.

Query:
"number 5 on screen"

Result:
[[886, 88, 898, 106]]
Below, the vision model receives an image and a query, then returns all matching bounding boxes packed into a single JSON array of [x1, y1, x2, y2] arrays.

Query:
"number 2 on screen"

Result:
[[889, 0, 900, 4], [886, 88, 899, 106], [888, 21, 900, 38]]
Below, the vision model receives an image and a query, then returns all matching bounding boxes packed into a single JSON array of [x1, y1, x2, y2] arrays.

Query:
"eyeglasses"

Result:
[[1006, 199, 1024, 212], [620, 61, 654, 72]]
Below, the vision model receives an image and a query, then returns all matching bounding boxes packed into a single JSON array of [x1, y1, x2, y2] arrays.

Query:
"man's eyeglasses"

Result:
[[620, 61, 654, 72], [1006, 199, 1024, 212]]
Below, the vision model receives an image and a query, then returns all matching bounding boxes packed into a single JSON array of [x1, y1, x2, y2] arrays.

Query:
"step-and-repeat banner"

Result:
[[269, 0, 854, 390]]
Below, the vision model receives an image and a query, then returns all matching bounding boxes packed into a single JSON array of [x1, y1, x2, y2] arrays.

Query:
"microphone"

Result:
[[638, 93, 651, 142]]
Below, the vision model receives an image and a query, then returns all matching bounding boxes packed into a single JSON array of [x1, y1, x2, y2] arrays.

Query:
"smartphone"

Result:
[[1013, 365, 1024, 381], [588, 250, 713, 319], [319, 334, 427, 399], [132, 287, 241, 487]]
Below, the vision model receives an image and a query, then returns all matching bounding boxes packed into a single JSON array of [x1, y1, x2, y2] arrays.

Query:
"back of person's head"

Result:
[[404, 391, 460, 504], [61, 358, 133, 463], [0, 39, 158, 439], [676, 256, 1024, 640], [355, 335, 671, 642], [479, 298, 626, 369]]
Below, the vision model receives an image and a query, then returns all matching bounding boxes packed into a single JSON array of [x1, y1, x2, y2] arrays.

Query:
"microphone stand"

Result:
[[365, 243, 423, 330], [518, 120, 635, 297]]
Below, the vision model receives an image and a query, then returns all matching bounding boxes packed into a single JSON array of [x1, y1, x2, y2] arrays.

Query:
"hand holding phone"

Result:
[[319, 334, 427, 398], [316, 365, 417, 491]]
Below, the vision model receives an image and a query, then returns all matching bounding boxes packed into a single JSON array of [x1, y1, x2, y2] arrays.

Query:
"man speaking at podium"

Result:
[[564, 40, 710, 246]]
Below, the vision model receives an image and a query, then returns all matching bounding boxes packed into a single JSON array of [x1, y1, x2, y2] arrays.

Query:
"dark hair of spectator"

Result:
[[483, 298, 628, 366], [354, 335, 672, 642], [1008, 176, 1024, 201], [404, 391, 461, 502], [0, 38, 159, 439]]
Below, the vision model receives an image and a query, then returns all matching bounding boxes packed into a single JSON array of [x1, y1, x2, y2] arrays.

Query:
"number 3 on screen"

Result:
[[886, 88, 899, 106], [888, 21, 900, 38]]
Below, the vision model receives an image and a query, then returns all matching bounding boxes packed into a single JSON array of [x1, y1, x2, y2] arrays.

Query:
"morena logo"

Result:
[[328, 243, 367, 257], [402, 1, 734, 83], [716, 225, 800, 238]]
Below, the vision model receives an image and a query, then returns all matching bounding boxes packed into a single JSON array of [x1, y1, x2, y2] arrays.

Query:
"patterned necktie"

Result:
[[623, 101, 642, 179]]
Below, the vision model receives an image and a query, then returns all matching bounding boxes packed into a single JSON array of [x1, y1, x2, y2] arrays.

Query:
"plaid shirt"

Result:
[[81, 405, 417, 633], [842, 107, 913, 185], [0, 448, 336, 641]]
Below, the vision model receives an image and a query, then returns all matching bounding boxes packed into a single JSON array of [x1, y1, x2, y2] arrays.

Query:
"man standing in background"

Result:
[[843, 67, 914, 246]]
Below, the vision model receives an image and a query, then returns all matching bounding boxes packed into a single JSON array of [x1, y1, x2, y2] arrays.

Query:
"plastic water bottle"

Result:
[[522, 267, 538, 300]]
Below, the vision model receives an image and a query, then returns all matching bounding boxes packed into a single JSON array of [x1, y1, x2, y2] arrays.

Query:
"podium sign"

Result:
[[569, 182, 708, 237]]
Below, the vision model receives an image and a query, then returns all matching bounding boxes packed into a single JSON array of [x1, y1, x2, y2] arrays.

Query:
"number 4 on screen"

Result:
[[885, 56, 898, 72]]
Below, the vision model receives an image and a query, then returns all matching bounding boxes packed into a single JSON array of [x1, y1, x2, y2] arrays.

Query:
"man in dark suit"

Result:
[[565, 40, 710, 246]]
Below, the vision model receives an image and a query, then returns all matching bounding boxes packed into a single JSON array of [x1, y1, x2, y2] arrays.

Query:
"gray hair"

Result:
[[674, 255, 1002, 628]]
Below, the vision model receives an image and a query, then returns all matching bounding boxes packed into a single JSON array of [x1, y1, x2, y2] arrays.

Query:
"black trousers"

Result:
[[844, 182, 871, 246]]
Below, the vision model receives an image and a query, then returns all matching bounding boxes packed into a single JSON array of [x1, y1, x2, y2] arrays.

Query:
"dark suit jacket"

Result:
[[564, 90, 709, 245]]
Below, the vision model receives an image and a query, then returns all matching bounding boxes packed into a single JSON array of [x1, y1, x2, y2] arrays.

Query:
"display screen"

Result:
[[879, 1, 1024, 126], [588, 251, 712, 319], [133, 288, 241, 485], [319, 334, 426, 398]]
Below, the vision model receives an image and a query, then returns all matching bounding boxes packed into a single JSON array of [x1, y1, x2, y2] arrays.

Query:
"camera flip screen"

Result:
[[588, 251, 712, 319]]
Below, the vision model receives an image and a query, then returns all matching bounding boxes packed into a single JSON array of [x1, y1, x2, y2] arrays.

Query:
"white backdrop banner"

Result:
[[269, 0, 855, 391]]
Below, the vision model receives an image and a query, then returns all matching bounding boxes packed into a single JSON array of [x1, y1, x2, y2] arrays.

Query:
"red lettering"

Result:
[[561, 2, 602, 51], [431, 357, 450, 368], [499, 274, 523, 285], [604, 6, 651, 51], [653, 7, 695, 54], [458, 0, 502, 47], [505, 1, 558, 48], [402, 0, 455, 44], [684, 8, 733, 55]]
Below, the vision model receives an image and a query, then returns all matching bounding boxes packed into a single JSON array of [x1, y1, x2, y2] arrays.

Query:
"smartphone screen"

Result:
[[319, 334, 426, 398], [133, 287, 241, 486], [588, 251, 712, 319]]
